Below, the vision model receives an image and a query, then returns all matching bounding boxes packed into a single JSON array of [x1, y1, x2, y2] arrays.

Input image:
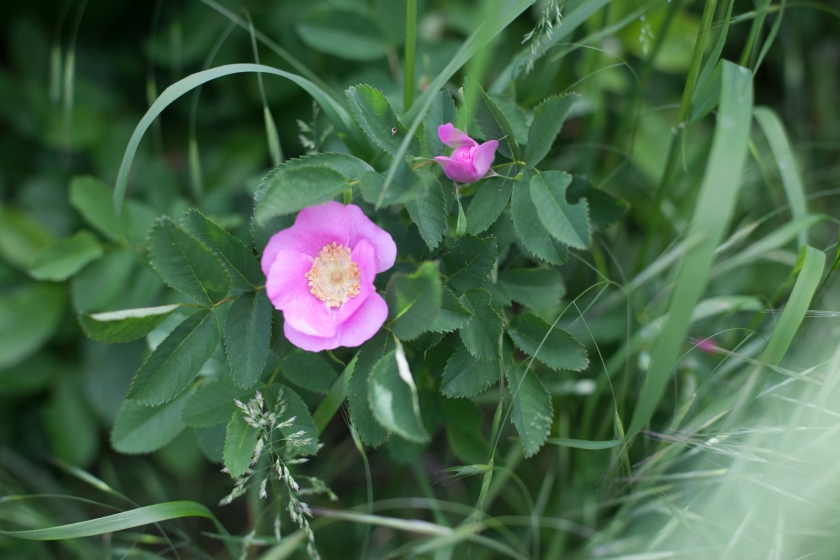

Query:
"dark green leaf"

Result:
[[127, 309, 220, 406], [498, 269, 565, 309], [529, 171, 591, 249], [0, 283, 66, 369], [465, 76, 519, 160], [511, 173, 568, 265], [273, 152, 375, 182], [223, 412, 259, 477], [441, 343, 499, 398], [181, 209, 263, 292], [111, 389, 194, 454], [523, 93, 579, 168], [359, 164, 430, 207], [405, 173, 448, 251], [488, 92, 529, 145], [447, 426, 489, 464], [296, 11, 387, 62], [430, 288, 471, 333], [508, 313, 588, 371], [466, 176, 513, 235], [30, 230, 103, 282], [182, 378, 258, 428], [195, 424, 226, 463], [0, 209, 52, 270], [424, 89, 457, 157], [368, 347, 430, 443], [45, 376, 98, 467], [458, 288, 503, 361], [346, 84, 420, 157], [224, 291, 272, 389], [148, 217, 231, 306], [566, 175, 628, 230], [274, 384, 320, 455], [255, 166, 350, 223], [72, 249, 135, 312], [348, 331, 393, 446], [507, 363, 552, 458], [79, 304, 181, 343], [386, 261, 442, 340], [69, 176, 125, 243], [280, 352, 338, 394], [443, 235, 497, 293]]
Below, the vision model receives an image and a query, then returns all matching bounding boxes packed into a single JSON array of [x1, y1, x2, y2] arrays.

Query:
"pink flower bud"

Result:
[[433, 123, 499, 184]]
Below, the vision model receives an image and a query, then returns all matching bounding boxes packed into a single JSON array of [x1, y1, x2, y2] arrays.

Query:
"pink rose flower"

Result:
[[261, 201, 397, 352], [433, 123, 499, 184]]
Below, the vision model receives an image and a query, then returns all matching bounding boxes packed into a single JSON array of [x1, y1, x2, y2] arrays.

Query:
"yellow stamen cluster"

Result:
[[305, 242, 361, 308]]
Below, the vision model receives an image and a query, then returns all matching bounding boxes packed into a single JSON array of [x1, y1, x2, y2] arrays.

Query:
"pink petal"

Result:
[[261, 202, 395, 275], [283, 292, 388, 351], [265, 249, 313, 309], [438, 123, 477, 149], [472, 140, 499, 179], [435, 156, 478, 184], [281, 292, 336, 338]]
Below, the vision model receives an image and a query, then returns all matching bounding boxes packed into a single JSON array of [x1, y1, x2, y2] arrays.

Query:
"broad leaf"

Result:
[[223, 412, 259, 477], [430, 288, 471, 333], [69, 176, 125, 243], [507, 363, 552, 458], [511, 173, 568, 265], [181, 209, 263, 292], [386, 261, 442, 341], [529, 171, 591, 249], [182, 378, 258, 428], [348, 331, 393, 446], [271, 152, 374, 182], [441, 343, 499, 398], [111, 389, 194, 454], [196, 424, 226, 463], [255, 166, 350, 223], [224, 291, 272, 389], [346, 84, 420, 157], [566, 175, 628, 230], [442, 235, 496, 293], [498, 268, 565, 309], [79, 304, 181, 343], [148, 217, 231, 306], [72, 249, 135, 312], [0, 283, 66, 370], [30, 230, 103, 281], [273, 384, 320, 455], [0, 209, 52, 270], [405, 173, 448, 251], [423, 89, 456, 157], [297, 10, 388, 62], [127, 309, 220, 406], [466, 176, 513, 235], [280, 352, 337, 394], [488, 92, 529, 145], [507, 313, 588, 371], [524, 93, 579, 168], [368, 346, 430, 443], [465, 76, 519, 160], [359, 164, 430, 207], [458, 288, 503, 361]]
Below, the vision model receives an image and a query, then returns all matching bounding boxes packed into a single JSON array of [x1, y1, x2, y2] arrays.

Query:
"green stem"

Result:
[[404, 0, 417, 111]]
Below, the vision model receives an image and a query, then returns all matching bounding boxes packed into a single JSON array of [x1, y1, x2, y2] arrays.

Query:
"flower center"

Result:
[[305, 242, 361, 308]]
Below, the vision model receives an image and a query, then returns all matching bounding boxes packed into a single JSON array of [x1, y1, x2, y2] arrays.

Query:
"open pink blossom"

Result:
[[433, 123, 499, 184], [261, 201, 396, 352]]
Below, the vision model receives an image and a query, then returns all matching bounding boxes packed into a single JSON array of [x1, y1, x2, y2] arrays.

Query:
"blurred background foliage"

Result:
[[1, 0, 839, 558]]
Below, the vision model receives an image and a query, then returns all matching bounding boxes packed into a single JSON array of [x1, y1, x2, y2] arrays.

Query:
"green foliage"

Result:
[[465, 76, 520, 160], [386, 262, 442, 340], [256, 166, 350, 224], [346, 84, 420, 157], [127, 310, 220, 405], [458, 288, 504, 361], [465, 176, 513, 236], [29, 230, 103, 281], [0, 283, 65, 369], [429, 288, 471, 333], [358, 163, 430, 206], [368, 346, 430, 443], [182, 378, 258, 428], [79, 304, 181, 343], [507, 313, 588, 371], [529, 171, 591, 249], [347, 331, 393, 447], [224, 291, 272, 388], [511, 172, 569, 265], [498, 268, 565, 309], [148, 217, 231, 306], [223, 411, 259, 478], [405, 173, 448, 250], [111, 389, 193, 454], [524, 93, 579, 168], [423, 89, 457, 156], [272, 384, 320, 455], [442, 234, 496, 293], [69, 176, 126, 243], [441, 343, 499, 398], [507, 364, 552, 458], [280, 352, 337, 394]]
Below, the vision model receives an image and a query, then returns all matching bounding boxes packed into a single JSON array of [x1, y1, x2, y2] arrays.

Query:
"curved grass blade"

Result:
[[114, 64, 365, 215]]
